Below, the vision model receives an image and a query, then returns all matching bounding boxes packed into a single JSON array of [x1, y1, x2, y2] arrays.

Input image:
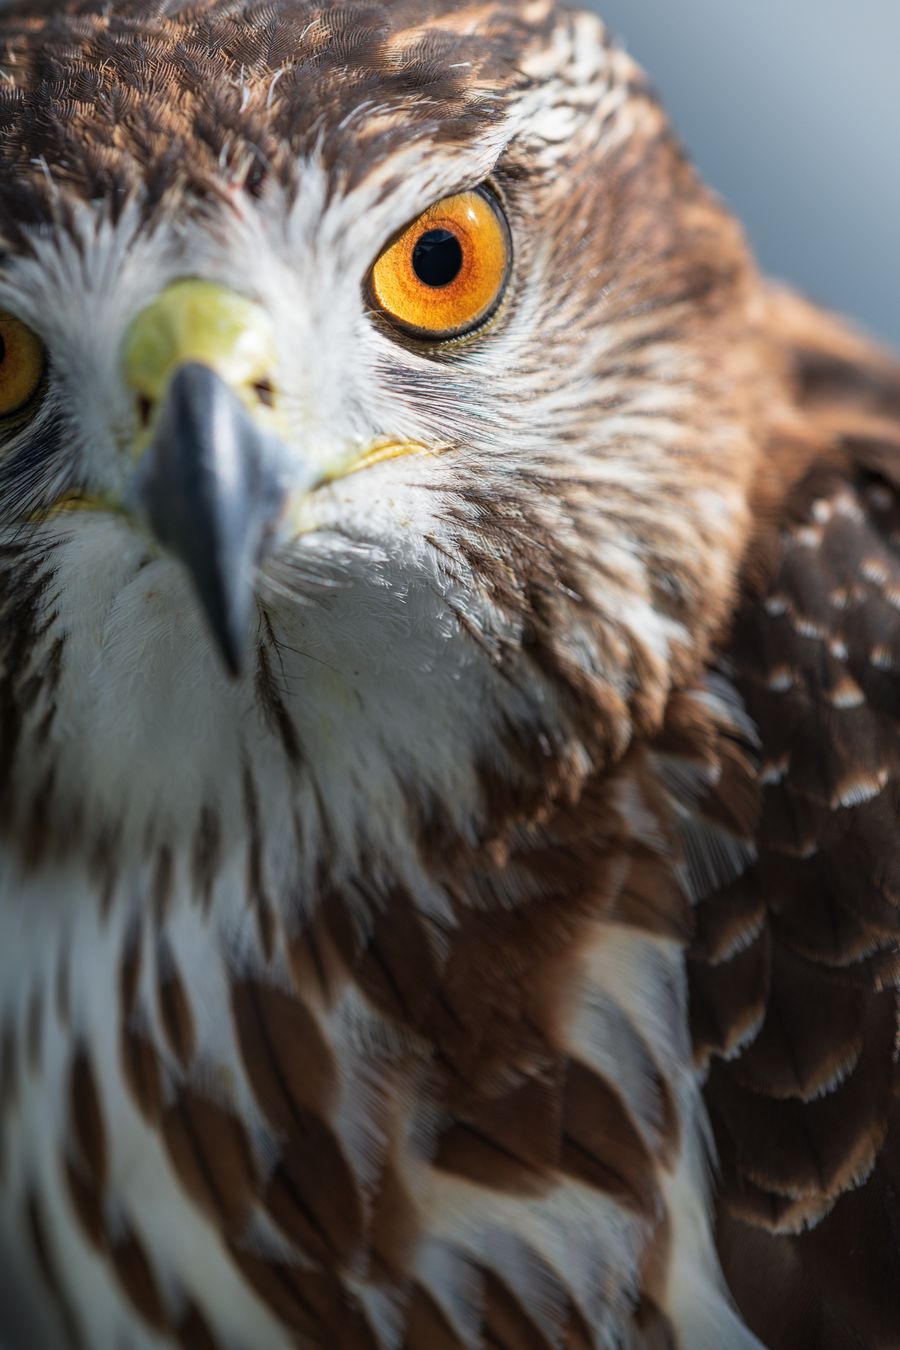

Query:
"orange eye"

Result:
[[0, 312, 44, 416], [370, 189, 511, 339]]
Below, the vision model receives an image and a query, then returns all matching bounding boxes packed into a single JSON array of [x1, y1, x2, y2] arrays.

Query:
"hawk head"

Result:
[[0, 0, 768, 886]]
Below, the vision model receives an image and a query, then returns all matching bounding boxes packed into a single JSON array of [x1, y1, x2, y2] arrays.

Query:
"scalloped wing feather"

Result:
[[694, 289, 900, 1350]]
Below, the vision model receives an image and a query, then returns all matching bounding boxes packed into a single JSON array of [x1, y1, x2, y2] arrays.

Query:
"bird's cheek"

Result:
[[278, 437, 434, 541]]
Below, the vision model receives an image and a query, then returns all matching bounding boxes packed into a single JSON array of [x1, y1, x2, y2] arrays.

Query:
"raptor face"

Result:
[[0, 0, 760, 880]]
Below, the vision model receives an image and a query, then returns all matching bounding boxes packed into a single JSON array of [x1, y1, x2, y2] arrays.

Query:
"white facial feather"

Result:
[[0, 69, 728, 875]]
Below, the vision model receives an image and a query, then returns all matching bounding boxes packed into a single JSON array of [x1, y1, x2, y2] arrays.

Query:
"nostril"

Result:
[[137, 395, 153, 428], [253, 378, 275, 409]]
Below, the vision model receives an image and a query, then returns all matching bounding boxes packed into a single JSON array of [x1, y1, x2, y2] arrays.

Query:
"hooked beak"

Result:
[[129, 361, 286, 675], [122, 279, 303, 675], [73, 277, 427, 674]]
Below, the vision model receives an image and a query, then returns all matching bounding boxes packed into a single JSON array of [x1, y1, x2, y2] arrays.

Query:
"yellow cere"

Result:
[[370, 189, 511, 339], [24, 275, 435, 528], [0, 312, 45, 416], [122, 279, 287, 451]]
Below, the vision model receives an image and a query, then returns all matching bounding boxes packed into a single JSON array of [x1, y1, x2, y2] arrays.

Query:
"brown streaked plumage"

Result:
[[0, 3, 897, 1349], [696, 290, 900, 1350]]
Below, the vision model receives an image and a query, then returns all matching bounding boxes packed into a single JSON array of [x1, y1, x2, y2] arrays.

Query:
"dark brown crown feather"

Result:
[[0, 0, 557, 243]]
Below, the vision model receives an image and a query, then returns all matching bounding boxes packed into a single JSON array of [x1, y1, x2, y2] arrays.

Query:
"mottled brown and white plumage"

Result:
[[0, 3, 897, 1348]]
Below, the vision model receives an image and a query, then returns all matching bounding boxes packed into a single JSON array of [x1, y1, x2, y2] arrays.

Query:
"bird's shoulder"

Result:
[[692, 289, 900, 1350]]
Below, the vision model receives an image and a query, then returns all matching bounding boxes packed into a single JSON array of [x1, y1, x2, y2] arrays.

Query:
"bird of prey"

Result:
[[0, 2, 897, 1347]]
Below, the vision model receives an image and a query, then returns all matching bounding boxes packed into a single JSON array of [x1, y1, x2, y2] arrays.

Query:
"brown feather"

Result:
[[700, 287, 900, 1344], [160, 1089, 258, 1231]]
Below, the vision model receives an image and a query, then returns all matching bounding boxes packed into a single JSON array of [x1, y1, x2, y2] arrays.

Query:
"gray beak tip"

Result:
[[218, 642, 246, 681], [130, 362, 286, 675], [201, 583, 250, 680]]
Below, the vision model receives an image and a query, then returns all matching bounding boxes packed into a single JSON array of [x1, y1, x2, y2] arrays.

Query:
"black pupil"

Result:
[[411, 229, 464, 288]]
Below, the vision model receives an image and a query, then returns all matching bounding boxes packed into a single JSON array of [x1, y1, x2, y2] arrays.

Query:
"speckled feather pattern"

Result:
[[0, 4, 896, 1350]]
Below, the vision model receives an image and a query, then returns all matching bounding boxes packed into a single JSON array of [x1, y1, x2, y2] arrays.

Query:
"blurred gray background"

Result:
[[587, 0, 900, 348]]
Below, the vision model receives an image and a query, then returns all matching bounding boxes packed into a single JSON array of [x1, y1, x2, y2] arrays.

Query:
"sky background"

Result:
[[586, 0, 900, 348]]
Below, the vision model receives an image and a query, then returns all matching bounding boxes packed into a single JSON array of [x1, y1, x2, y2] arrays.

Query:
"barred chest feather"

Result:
[[0, 672, 765, 1350]]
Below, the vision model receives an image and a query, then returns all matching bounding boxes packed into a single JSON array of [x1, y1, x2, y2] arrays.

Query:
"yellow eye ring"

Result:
[[369, 188, 511, 340], [0, 312, 45, 417]]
